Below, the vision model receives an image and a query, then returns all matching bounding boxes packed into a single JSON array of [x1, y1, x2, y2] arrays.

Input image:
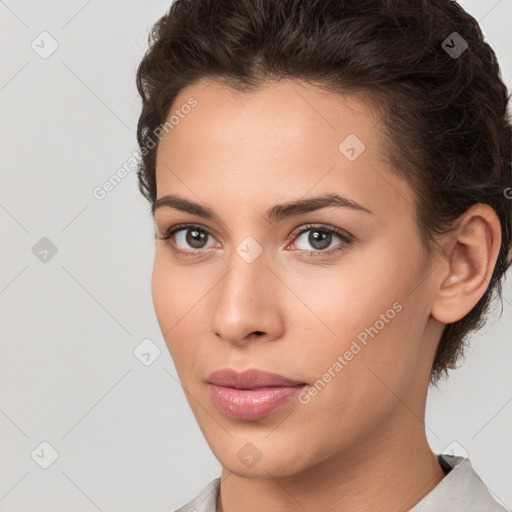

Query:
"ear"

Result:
[[430, 203, 502, 324]]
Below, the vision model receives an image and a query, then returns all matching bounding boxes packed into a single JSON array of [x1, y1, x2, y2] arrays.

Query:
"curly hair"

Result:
[[135, 0, 512, 385]]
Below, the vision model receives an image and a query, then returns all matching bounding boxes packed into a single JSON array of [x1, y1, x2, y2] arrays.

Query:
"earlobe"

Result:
[[430, 204, 501, 325]]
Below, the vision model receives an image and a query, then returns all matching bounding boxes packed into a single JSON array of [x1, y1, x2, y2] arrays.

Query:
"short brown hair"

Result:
[[135, 0, 512, 385]]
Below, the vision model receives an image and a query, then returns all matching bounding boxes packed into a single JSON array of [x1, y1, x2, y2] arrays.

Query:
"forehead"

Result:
[[167, 78, 381, 154], [155, 78, 416, 223]]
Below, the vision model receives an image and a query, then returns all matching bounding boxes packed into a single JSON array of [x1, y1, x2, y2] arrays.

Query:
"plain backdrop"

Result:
[[1, 0, 511, 510]]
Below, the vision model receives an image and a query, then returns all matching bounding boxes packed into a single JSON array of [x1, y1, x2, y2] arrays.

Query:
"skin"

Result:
[[151, 78, 501, 511]]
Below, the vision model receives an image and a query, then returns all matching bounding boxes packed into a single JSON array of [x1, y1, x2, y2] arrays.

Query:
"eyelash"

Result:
[[158, 223, 354, 259]]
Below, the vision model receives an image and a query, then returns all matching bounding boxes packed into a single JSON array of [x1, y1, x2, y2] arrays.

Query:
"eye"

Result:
[[158, 223, 354, 259], [289, 224, 354, 257], [158, 223, 218, 257]]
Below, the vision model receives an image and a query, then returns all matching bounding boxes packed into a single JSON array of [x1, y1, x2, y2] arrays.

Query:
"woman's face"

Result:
[[152, 78, 443, 477]]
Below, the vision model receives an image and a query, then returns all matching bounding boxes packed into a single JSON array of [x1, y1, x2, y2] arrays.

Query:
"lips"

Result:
[[206, 367, 306, 389], [206, 368, 307, 420]]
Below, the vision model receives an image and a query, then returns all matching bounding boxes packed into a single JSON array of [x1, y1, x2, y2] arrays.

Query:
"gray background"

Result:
[[0, 0, 511, 510]]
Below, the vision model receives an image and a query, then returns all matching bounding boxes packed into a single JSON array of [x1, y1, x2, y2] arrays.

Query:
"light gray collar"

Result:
[[175, 455, 508, 512]]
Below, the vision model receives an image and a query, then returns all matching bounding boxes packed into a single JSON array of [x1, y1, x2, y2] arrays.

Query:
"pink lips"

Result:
[[206, 368, 307, 420]]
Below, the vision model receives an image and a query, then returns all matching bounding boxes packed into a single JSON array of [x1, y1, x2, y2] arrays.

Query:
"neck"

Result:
[[217, 412, 445, 512]]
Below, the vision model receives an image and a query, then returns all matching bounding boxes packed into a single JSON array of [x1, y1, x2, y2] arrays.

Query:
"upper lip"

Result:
[[206, 368, 306, 389]]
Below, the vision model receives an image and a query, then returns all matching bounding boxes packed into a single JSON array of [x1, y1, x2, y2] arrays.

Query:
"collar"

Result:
[[176, 455, 508, 512], [410, 454, 507, 511]]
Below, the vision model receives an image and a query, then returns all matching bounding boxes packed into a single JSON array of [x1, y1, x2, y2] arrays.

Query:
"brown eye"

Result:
[[179, 227, 210, 249], [304, 229, 333, 250], [290, 224, 354, 257], [159, 224, 218, 255]]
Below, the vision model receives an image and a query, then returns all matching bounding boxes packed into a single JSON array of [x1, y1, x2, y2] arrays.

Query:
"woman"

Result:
[[135, 0, 511, 510]]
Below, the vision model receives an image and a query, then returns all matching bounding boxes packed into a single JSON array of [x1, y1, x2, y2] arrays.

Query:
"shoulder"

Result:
[[173, 477, 221, 512]]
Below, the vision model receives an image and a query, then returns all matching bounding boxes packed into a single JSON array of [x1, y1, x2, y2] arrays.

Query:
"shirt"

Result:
[[174, 455, 509, 511]]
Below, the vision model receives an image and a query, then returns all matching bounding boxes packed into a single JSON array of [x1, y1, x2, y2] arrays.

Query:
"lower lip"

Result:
[[207, 383, 306, 420]]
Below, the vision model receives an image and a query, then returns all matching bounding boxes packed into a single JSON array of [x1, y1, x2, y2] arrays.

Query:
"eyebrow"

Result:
[[152, 193, 373, 223]]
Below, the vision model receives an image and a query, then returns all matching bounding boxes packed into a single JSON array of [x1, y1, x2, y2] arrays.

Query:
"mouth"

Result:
[[206, 368, 307, 420], [206, 367, 306, 388]]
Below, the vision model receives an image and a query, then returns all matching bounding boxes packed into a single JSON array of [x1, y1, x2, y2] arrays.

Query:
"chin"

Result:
[[206, 432, 314, 479], [220, 454, 306, 479]]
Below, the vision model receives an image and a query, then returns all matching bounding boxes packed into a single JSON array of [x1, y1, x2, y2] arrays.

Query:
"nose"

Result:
[[210, 247, 284, 347]]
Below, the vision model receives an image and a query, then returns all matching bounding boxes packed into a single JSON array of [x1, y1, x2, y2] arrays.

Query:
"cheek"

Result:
[[151, 249, 206, 372], [151, 250, 188, 357], [151, 250, 171, 331], [151, 249, 198, 331], [294, 253, 423, 401]]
